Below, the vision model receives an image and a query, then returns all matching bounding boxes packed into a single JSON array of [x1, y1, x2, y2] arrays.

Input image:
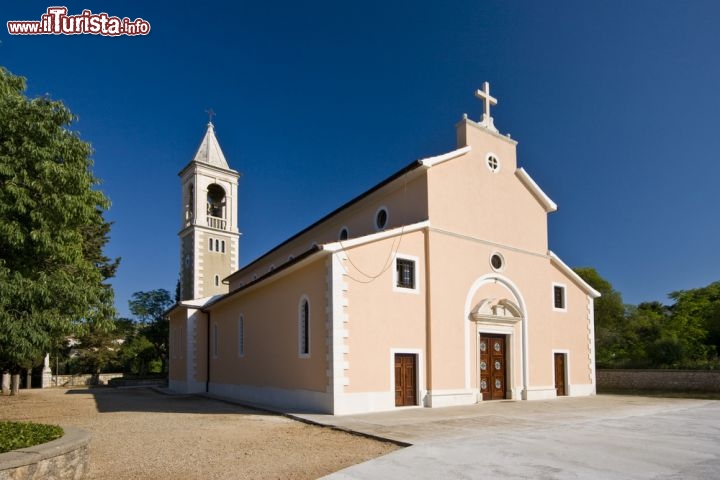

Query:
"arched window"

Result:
[[221, 240, 226, 253], [215, 239, 219, 252], [238, 315, 245, 357], [209, 238, 213, 251], [207, 184, 226, 218], [186, 184, 194, 221], [299, 297, 310, 357], [213, 323, 219, 358], [214, 274, 219, 286]]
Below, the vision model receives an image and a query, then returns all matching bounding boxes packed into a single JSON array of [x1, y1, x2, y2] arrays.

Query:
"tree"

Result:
[[128, 289, 173, 373], [623, 302, 671, 367], [573, 267, 626, 367], [667, 281, 720, 367], [0, 67, 118, 390], [73, 321, 120, 377]]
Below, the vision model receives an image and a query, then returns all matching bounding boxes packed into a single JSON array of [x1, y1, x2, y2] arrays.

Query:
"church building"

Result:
[[167, 84, 600, 415]]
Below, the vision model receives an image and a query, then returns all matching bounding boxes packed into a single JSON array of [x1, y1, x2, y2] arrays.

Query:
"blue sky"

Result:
[[3, 1, 719, 318]]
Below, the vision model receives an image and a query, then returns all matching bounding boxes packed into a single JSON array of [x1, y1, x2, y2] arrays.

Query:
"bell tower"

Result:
[[178, 121, 240, 300]]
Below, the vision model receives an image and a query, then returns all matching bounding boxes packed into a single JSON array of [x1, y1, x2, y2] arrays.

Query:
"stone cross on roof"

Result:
[[474, 82, 498, 132], [206, 108, 216, 125]]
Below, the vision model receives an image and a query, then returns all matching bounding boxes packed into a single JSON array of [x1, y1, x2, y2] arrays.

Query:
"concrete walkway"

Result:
[[291, 395, 720, 479]]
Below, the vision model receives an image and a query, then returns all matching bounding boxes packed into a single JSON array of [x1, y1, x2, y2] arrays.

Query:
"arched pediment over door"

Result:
[[464, 274, 529, 400], [470, 297, 523, 324]]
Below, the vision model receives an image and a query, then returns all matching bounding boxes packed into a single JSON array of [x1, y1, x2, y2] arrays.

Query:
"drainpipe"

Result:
[[424, 227, 432, 405], [206, 310, 211, 393]]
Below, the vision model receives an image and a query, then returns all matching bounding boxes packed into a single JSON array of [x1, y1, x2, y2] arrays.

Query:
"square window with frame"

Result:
[[395, 257, 417, 291]]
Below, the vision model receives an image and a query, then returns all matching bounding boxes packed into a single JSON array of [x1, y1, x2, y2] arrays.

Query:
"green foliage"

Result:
[[669, 282, 720, 362], [574, 268, 720, 369], [128, 289, 173, 374], [0, 421, 63, 453], [0, 67, 119, 373], [71, 318, 126, 374], [97, 290, 174, 376], [129, 289, 173, 324], [118, 332, 157, 375], [573, 267, 626, 367]]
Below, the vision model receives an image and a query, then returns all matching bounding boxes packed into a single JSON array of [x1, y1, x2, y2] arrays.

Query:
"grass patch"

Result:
[[0, 421, 64, 453]]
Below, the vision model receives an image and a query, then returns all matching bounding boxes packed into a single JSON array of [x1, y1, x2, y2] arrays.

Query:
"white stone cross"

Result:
[[206, 108, 216, 124], [474, 82, 498, 132]]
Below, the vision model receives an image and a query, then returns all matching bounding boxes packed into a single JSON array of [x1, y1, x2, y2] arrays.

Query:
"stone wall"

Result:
[[0, 428, 90, 480], [49, 373, 123, 387], [597, 369, 720, 392]]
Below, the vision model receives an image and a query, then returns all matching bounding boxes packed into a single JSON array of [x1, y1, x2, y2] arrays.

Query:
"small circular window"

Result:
[[486, 154, 500, 172], [490, 253, 504, 271], [338, 227, 349, 241], [375, 208, 388, 230]]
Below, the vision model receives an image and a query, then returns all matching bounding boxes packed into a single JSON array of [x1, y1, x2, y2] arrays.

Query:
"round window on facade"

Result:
[[375, 208, 388, 230], [338, 227, 349, 241], [490, 253, 504, 271], [486, 154, 500, 173]]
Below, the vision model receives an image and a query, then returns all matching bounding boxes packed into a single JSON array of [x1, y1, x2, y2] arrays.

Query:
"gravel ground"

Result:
[[0, 387, 399, 479]]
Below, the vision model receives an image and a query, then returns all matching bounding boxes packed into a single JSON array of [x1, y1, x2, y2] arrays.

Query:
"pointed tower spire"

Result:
[[192, 122, 229, 168]]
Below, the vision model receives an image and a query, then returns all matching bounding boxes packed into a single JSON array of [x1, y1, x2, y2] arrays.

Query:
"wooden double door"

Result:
[[394, 354, 417, 407], [479, 334, 507, 400]]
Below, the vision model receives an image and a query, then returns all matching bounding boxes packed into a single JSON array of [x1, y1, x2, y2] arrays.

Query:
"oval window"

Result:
[[375, 208, 388, 230], [490, 253, 504, 271]]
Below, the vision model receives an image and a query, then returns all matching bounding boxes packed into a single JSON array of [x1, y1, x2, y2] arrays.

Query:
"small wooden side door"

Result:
[[554, 353, 567, 396], [394, 354, 417, 407]]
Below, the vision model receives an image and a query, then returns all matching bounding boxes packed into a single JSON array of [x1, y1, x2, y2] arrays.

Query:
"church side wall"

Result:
[[168, 311, 187, 383], [228, 174, 429, 290], [343, 231, 426, 402], [206, 258, 330, 411]]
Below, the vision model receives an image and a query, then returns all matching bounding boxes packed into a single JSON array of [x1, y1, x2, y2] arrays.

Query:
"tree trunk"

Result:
[[1, 372, 10, 395], [26, 369, 32, 389], [10, 374, 20, 395]]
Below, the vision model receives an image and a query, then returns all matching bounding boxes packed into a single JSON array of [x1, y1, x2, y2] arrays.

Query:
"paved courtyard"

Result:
[[295, 395, 720, 479]]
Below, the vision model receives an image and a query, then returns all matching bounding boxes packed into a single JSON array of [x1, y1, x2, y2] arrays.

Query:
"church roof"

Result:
[[192, 122, 229, 168]]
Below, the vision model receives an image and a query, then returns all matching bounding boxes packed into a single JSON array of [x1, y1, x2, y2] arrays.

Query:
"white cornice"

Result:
[[548, 251, 601, 298], [178, 160, 240, 179], [419, 146, 472, 168], [323, 220, 430, 252], [515, 168, 558, 213]]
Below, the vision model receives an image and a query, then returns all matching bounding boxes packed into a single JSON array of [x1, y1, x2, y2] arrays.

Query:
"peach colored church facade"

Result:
[[168, 84, 600, 414]]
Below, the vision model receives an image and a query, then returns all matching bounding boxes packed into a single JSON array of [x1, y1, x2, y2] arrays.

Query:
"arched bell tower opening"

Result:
[[206, 183, 226, 229], [178, 121, 241, 301], [184, 184, 195, 226]]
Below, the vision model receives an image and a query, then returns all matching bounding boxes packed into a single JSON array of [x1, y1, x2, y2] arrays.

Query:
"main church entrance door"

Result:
[[479, 334, 507, 400]]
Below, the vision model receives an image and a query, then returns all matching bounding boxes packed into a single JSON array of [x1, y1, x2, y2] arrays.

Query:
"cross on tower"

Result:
[[474, 82, 498, 132], [206, 108, 216, 125]]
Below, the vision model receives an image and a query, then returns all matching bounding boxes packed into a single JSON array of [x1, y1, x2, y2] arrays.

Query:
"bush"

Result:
[[0, 421, 64, 453]]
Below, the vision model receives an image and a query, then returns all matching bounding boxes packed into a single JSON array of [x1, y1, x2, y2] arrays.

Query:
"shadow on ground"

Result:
[[64, 387, 273, 416]]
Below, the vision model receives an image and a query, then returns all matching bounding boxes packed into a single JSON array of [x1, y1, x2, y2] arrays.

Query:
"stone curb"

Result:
[[0, 428, 90, 479]]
